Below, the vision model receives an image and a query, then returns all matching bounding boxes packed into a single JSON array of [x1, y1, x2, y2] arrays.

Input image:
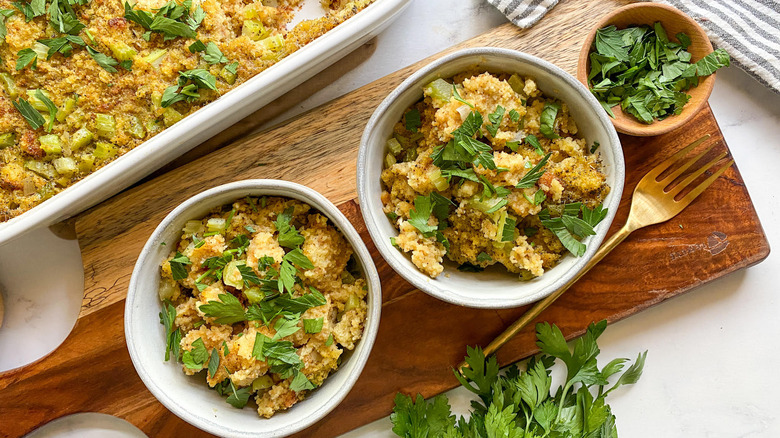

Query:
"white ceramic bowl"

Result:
[[125, 180, 381, 438], [356, 47, 625, 309]]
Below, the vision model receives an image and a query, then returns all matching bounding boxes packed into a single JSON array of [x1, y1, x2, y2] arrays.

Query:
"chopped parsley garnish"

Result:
[[38, 35, 86, 59], [202, 41, 227, 64], [515, 153, 551, 189], [237, 264, 261, 288], [207, 347, 220, 378], [182, 337, 209, 370], [12, 96, 45, 130], [476, 252, 492, 263], [225, 380, 252, 408], [161, 68, 217, 107], [289, 371, 315, 392], [12, 0, 45, 22], [0, 9, 16, 42], [159, 300, 181, 361], [272, 208, 303, 250], [325, 333, 334, 346], [538, 202, 608, 257], [168, 252, 191, 281], [539, 102, 560, 139], [452, 84, 473, 108], [35, 90, 57, 132], [522, 189, 547, 206], [486, 105, 505, 137], [86, 46, 129, 73], [15, 48, 37, 70], [391, 321, 646, 438], [508, 108, 520, 123], [49, 0, 87, 35], [589, 23, 730, 123], [525, 133, 544, 155], [123, 0, 203, 41], [199, 292, 247, 324], [303, 317, 323, 334], [590, 140, 600, 154], [404, 108, 421, 133]]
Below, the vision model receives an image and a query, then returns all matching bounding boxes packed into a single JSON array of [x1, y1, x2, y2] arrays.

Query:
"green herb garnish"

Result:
[[169, 251, 191, 281], [290, 371, 315, 392], [525, 133, 544, 155], [515, 153, 551, 189], [0, 9, 16, 42], [589, 23, 730, 124], [12, 97, 45, 129], [486, 105, 505, 137], [182, 337, 209, 370], [35, 90, 57, 132], [15, 48, 37, 70], [539, 102, 560, 139], [404, 108, 421, 133], [391, 321, 646, 438], [303, 317, 323, 334], [199, 293, 247, 324]]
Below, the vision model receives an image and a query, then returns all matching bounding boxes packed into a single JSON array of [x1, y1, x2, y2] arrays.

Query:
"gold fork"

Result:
[[458, 134, 734, 372]]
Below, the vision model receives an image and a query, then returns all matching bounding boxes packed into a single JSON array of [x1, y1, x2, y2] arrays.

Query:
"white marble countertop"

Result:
[[1, 0, 779, 436]]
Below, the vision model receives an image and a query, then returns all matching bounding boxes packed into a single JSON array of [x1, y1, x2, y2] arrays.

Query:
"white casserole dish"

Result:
[[0, 0, 410, 246]]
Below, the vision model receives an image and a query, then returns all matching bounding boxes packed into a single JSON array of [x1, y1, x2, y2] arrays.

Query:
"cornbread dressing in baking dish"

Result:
[[159, 196, 368, 417], [380, 72, 610, 280], [0, 0, 374, 221]]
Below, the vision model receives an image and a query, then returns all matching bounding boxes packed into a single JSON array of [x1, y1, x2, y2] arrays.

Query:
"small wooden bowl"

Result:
[[576, 2, 716, 137]]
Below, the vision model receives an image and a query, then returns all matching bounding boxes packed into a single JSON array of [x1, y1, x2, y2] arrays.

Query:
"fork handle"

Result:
[[458, 223, 635, 372]]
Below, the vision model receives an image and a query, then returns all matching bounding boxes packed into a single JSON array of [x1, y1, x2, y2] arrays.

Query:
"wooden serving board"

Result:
[[0, 0, 769, 436]]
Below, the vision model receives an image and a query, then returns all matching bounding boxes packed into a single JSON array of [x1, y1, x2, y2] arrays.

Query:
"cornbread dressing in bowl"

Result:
[[126, 180, 381, 437], [357, 48, 624, 309]]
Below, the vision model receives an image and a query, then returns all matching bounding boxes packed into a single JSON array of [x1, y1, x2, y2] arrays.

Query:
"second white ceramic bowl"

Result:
[[125, 179, 381, 438], [357, 47, 625, 309]]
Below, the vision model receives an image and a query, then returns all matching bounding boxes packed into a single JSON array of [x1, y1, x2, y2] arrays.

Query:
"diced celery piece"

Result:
[[145, 118, 163, 133], [206, 217, 226, 232], [78, 154, 95, 173], [24, 161, 56, 179], [251, 375, 273, 391], [508, 74, 525, 94], [222, 260, 244, 289], [0, 73, 18, 99], [94, 142, 117, 159], [428, 169, 449, 191], [151, 91, 162, 108], [56, 97, 77, 122], [405, 147, 418, 162], [109, 41, 137, 61], [424, 78, 453, 103], [32, 42, 48, 62], [27, 89, 53, 112], [0, 133, 15, 149], [242, 19, 269, 41], [127, 115, 145, 139], [518, 269, 535, 281], [70, 128, 94, 151], [53, 157, 77, 175], [219, 65, 237, 85], [38, 183, 55, 200], [39, 134, 62, 155], [163, 108, 183, 127], [384, 153, 396, 169], [469, 196, 505, 215], [141, 49, 167, 67], [386, 138, 403, 155], [243, 287, 263, 305], [158, 278, 179, 301], [182, 219, 203, 235], [258, 34, 284, 52], [95, 113, 116, 138], [344, 293, 360, 313], [340, 270, 355, 285]]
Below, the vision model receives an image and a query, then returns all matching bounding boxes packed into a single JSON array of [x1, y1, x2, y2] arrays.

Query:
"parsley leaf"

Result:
[[515, 153, 551, 189], [452, 84, 473, 108], [169, 252, 191, 281], [12, 97, 45, 130], [199, 293, 246, 324], [509, 108, 520, 123], [13, 0, 45, 21], [35, 90, 57, 132], [237, 264, 261, 288], [539, 102, 561, 139], [525, 133, 544, 155], [486, 105, 505, 137], [182, 338, 209, 369], [303, 317, 323, 334], [274, 207, 304, 248], [16, 48, 37, 70], [159, 300, 181, 361], [225, 381, 252, 408], [408, 195, 437, 236], [695, 48, 731, 76], [289, 371, 315, 392], [0, 9, 15, 42], [207, 347, 220, 378], [202, 41, 227, 64], [86, 46, 124, 73], [404, 108, 421, 133], [391, 393, 455, 438]]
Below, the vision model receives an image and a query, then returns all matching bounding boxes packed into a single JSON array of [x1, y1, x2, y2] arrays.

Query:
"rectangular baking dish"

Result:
[[0, 0, 410, 246]]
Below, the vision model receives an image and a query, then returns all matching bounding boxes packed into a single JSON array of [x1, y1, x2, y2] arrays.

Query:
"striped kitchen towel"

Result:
[[486, 0, 780, 94]]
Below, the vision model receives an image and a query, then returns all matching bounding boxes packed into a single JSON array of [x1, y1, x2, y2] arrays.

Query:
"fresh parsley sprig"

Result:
[[538, 202, 608, 257], [124, 0, 204, 41], [391, 321, 646, 438], [515, 153, 551, 189]]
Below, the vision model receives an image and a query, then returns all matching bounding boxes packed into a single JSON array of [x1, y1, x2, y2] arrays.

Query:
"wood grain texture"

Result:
[[0, 0, 770, 437]]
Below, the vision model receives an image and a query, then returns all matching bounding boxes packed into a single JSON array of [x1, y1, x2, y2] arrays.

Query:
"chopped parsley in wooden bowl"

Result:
[[576, 2, 730, 137]]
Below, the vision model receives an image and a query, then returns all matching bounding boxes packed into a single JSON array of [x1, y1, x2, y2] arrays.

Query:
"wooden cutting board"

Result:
[[0, 0, 769, 436]]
